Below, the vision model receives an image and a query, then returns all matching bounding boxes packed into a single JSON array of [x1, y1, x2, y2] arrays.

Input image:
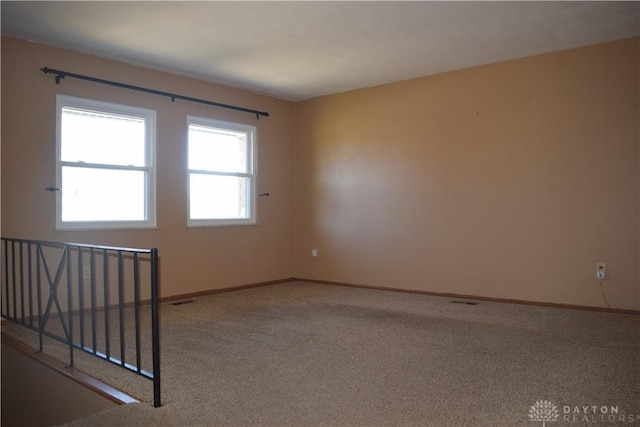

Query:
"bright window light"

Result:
[[56, 95, 156, 229], [187, 117, 256, 226]]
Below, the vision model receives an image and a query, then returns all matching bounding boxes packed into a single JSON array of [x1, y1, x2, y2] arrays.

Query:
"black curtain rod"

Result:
[[41, 66, 269, 119]]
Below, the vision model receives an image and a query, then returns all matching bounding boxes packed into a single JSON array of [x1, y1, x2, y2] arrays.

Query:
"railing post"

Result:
[[150, 248, 161, 407], [19, 241, 25, 323], [66, 244, 74, 367], [117, 251, 125, 366], [133, 252, 142, 372], [77, 248, 85, 349], [3, 240, 9, 318], [36, 242, 43, 352], [103, 249, 110, 358], [27, 242, 34, 327], [90, 248, 97, 353], [11, 241, 16, 318]]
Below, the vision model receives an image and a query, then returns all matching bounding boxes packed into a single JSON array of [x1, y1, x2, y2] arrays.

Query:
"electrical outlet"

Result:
[[596, 262, 606, 280], [83, 266, 91, 280], [311, 248, 319, 258]]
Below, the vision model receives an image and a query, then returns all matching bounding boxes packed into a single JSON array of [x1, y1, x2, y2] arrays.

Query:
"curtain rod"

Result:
[[41, 67, 269, 119]]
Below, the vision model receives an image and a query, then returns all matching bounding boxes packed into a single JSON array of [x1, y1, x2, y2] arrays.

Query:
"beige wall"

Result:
[[2, 343, 118, 426], [294, 38, 639, 310], [2, 36, 638, 310], [1, 36, 295, 298]]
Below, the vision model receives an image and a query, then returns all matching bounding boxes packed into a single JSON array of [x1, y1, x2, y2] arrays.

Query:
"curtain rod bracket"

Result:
[[41, 67, 64, 84], [40, 66, 269, 119]]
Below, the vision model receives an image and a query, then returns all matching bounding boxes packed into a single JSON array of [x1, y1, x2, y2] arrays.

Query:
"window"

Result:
[[56, 95, 156, 230], [187, 117, 256, 226]]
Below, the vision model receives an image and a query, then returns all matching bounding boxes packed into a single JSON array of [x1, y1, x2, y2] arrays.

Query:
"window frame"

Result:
[[186, 116, 257, 227], [55, 95, 157, 230]]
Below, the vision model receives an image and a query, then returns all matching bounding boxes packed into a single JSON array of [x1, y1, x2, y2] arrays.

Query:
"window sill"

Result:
[[55, 225, 160, 232], [186, 222, 259, 228]]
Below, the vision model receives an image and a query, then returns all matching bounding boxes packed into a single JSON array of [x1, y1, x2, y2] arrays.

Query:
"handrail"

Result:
[[0, 237, 161, 407]]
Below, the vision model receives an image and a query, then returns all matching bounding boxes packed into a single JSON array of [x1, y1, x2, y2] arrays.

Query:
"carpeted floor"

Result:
[[3, 281, 639, 426]]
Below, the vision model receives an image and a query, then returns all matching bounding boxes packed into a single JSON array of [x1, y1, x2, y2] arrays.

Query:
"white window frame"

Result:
[[187, 116, 257, 227], [55, 95, 157, 230]]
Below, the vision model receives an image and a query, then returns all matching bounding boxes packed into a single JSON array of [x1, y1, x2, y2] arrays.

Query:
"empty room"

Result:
[[1, 2, 638, 426]]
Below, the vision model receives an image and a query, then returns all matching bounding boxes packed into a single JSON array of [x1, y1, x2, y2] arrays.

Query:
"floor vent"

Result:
[[451, 300, 479, 305], [171, 300, 195, 306]]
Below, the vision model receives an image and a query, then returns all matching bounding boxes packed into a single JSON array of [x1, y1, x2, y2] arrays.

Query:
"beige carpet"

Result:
[[3, 281, 639, 426]]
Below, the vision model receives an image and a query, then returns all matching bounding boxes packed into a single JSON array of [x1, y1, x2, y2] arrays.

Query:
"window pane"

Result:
[[61, 167, 146, 222], [61, 107, 146, 166], [189, 174, 248, 220], [188, 125, 247, 173]]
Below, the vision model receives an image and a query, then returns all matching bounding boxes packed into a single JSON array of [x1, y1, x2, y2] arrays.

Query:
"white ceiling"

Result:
[[2, 1, 639, 101]]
